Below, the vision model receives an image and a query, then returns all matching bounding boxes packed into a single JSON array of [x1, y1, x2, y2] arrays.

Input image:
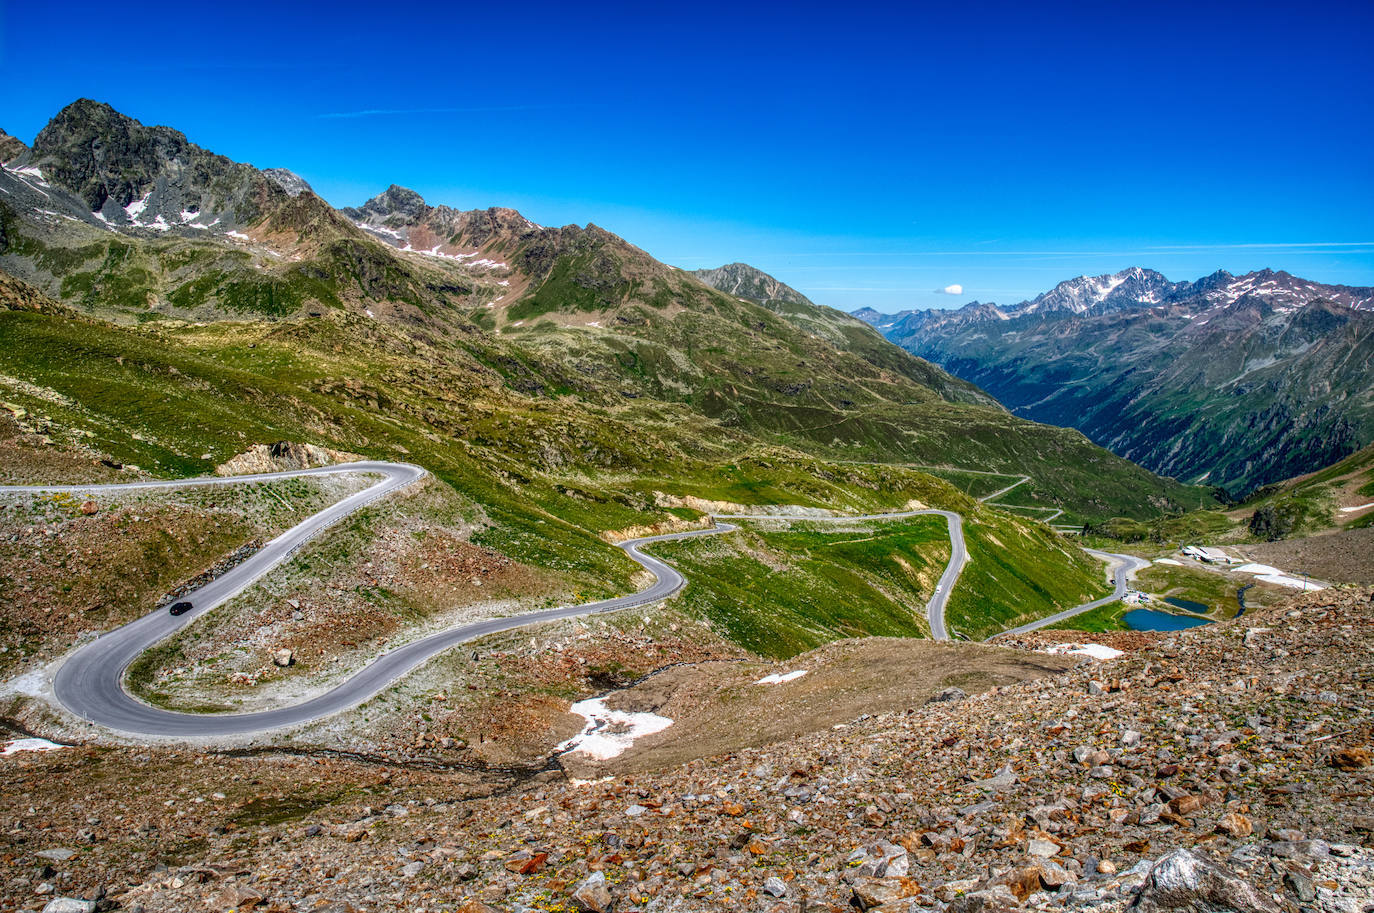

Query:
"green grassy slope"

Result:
[[944, 511, 1111, 640], [0, 286, 1113, 657], [649, 518, 951, 658]]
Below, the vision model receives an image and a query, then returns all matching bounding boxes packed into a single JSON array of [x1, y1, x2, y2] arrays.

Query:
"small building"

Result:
[[1182, 545, 1236, 565]]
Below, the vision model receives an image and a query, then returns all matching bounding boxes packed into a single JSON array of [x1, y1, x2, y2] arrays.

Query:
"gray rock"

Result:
[[960, 800, 998, 817], [36, 849, 76, 862], [763, 876, 787, 897], [1283, 871, 1316, 902], [1130, 848, 1281, 912], [41, 900, 96, 913], [570, 871, 614, 913], [401, 861, 424, 877], [947, 884, 1020, 913], [1139, 803, 1165, 825], [976, 764, 1018, 792]]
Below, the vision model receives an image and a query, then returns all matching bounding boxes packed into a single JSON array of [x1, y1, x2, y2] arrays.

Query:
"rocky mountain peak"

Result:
[[1022, 267, 1179, 315], [27, 97, 273, 229], [691, 261, 815, 308], [263, 168, 313, 198], [0, 128, 28, 163], [344, 185, 429, 224]]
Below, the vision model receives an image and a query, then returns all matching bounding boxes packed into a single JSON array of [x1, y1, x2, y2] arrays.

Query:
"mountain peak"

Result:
[[263, 168, 313, 198], [1021, 267, 1178, 315], [0, 128, 28, 163], [690, 262, 815, 308], [346, 185, 428, 222], [27, 97, 274, 227]]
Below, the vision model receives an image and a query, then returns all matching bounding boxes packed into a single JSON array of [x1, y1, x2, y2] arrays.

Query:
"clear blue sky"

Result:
[[2, 0, 1371, 312]]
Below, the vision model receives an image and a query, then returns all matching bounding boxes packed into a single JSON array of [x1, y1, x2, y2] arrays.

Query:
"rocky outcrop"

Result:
[[0, 128, 27, 163], [262, 168, 313, 198], [214, 441, 364, 476]]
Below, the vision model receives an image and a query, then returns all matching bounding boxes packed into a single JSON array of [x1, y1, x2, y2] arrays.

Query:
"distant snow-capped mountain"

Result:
[[855, 267, 1374, 496]]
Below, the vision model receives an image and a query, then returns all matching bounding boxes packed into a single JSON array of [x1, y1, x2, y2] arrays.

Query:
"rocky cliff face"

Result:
[[862, 269, 1374, 496]]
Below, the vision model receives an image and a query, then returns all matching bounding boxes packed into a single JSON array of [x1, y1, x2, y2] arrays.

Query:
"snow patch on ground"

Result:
[[225, 230, 250, 241], [1153, 558, 1182, 566], [357, 221, 404, 240], [755, 670, 809, 685], [2, 737, 67, 756], [1256, 574, 1323, 591], [124, 194, 150, 221], [1042, 643, 1124, 661], [1339, 503, 1374, 513], [557, 697, 673, 761], [1235, 563, 1283, 575]]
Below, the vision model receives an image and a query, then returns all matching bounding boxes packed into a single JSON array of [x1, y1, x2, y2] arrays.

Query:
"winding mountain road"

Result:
[[988, 548, 1151, 639], [6, 461, 1128, 738], [5, 463, 746, 737]]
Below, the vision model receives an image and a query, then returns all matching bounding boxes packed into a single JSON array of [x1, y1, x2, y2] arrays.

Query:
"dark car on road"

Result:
[[169, 601, 194, 616]]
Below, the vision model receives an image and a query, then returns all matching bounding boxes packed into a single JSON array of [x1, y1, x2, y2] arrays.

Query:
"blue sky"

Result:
[[2, 0, 1371, 312]]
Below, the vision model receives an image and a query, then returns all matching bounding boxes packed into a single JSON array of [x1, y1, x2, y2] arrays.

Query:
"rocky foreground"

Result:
[[6, 588, 1373, 913]]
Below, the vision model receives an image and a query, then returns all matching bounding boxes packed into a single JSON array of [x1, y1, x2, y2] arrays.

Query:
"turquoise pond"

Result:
[[1123, 608, 1212, 631], [1163, 596, 1210, 614]]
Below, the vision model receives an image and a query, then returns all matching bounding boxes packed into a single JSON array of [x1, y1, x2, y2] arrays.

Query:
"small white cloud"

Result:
[[935, 284, 963, 295]]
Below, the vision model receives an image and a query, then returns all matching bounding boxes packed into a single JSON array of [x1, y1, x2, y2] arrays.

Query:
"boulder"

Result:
[[41, 900, 96, 913], [929, 687, 967, 703], [570, 871, 614, 912], [1130, 848, 1281, 913], [273, 648, 293, 668]]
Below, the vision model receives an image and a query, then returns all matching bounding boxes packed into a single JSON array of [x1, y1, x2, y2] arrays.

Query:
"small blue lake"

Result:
[[1123, 609, 1212, 631], [1163, 597, 1210, 615]]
